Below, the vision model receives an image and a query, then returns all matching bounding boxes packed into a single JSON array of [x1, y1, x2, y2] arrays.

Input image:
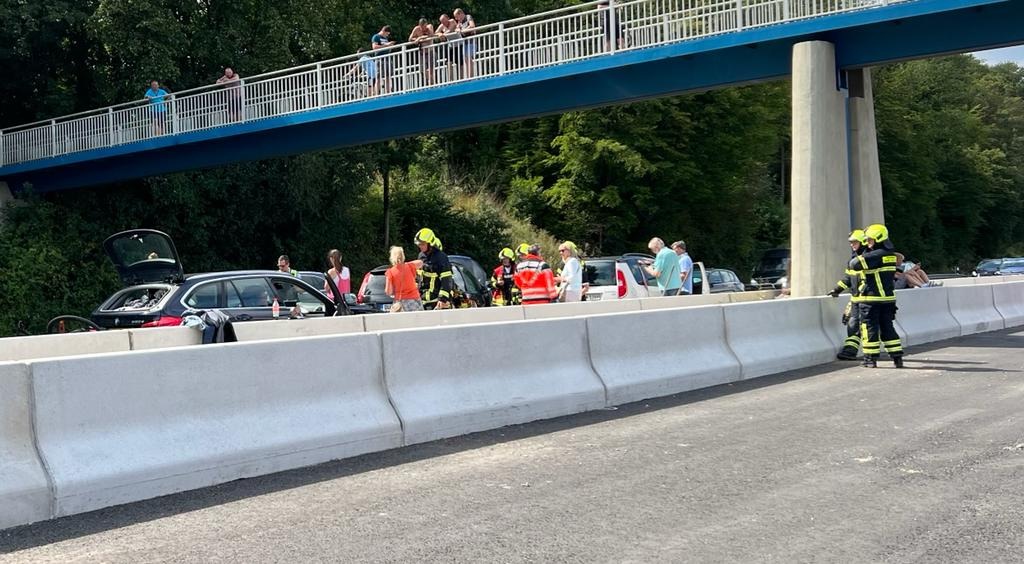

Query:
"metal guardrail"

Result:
[[0, 0, 907, 168]]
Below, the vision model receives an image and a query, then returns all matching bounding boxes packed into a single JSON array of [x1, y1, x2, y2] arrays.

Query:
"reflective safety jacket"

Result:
[[514, 254, 557, 305], [491, 264, 520, 306], [849, 246, 899, 303], [418, 248, 454, 306], [832, 248, 865, 302]]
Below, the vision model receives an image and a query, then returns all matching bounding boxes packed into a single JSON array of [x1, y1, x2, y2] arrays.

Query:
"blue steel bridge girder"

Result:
[[1, 0, 1022, 192]]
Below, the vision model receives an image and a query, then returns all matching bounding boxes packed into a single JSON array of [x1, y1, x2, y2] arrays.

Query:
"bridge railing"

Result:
[[0, 0, 907, 169]]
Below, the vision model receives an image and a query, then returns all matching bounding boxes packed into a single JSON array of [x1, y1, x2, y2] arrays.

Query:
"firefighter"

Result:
[[514, 244, 557, 305], [491, 247, 520, 306], [849, 223, 904, 368], [828, 229, 867, 360], [414, 227, 454, 310]]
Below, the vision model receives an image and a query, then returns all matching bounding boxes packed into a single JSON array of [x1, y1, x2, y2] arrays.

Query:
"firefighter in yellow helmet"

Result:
[[490, 247, 521, 306], [414, 228, 454, 310], [828, 229, 867, 360], [848, 223, 903, 368]]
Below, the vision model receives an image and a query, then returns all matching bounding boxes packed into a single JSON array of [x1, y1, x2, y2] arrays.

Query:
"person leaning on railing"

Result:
[[215, 67, 243, 122], [409, 18, 436, 86], [371, 26, 397, 94], [453, 8, 477, 79], [144, 80, 170, 136]]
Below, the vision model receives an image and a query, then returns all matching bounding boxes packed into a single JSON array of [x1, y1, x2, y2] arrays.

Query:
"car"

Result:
[[973, 258, 1002, 277], [298, 271, 377, 315], [450, 255, 493, 307], [999, 257, 1024, 275], [355, 258, 491, 312], [90, 229, 350, 329], [749, 248, 790, 290], [584, 254, 708, 301], [706, 268, 746, 293]]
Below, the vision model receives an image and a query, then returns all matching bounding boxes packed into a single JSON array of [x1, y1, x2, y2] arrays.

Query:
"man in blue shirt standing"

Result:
[[644, 237, 682, 296], [672, 240, 694, 295], [371, 26, 396, 94], [145, 80, 169, 135]]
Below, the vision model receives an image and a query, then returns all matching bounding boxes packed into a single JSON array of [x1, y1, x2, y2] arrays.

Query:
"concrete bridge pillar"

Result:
[[847, 68, 885, 229], [790, 41, 851, 298]]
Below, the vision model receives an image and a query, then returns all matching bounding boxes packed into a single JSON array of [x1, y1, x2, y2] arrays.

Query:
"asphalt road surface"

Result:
[[3, 329, 1023, 563]]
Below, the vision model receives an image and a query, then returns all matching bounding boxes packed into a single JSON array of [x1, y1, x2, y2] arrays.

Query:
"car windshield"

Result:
[[977, 260, 1000, 271], [585, 260, 616, 287], [109, 232, 176, 267], [756, 257, 789, 273], [364, 272, 387, 297]]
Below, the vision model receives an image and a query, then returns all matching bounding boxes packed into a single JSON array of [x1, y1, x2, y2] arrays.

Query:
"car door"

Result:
[[269, 276, 331, 317], [223, 277, 276, 321]]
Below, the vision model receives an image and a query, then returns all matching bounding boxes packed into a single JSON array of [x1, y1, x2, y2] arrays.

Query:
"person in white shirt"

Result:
[[555, 241, 583, 302]]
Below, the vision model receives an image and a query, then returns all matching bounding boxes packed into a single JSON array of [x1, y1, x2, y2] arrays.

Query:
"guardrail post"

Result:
[[736, 0, 744, 30], [107, 108, 115, 146], [170, 95, 179, 134], [50, 120, 57, 157], [782, 0, 790, 21], [239, 78, 248, 121], [0, 131, 5, 167], [498, 23, 507, 75], [608, 0, 617, 55], [401, 45, 410, 92], [315, 63, 324, 108]]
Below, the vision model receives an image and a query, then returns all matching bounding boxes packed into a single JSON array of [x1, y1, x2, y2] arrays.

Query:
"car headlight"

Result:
[[749, 279, 757, 286]]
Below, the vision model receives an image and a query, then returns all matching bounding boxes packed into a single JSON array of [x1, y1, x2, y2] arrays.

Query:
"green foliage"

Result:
[[1, 1, 1023, 336]]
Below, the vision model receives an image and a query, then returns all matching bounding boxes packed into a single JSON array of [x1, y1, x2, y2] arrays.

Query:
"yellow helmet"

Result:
[[414, 228, 438, 248], [515, 243, 531, 256], [848, 229, 866, 244], [864, 224, 888, 243], [498, 247, 515, 260]]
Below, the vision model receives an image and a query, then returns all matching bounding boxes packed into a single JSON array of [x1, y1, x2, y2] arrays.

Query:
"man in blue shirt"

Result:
[[672, 240, 694, 295], [371, 26, 395, 94], [644, 237, 682, 296], [145, 80, 169, 135]]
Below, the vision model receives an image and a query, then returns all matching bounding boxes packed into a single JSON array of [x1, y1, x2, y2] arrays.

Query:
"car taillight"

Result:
[[356, 272, 371, 304], [141, 315, 183, 328], [617, 269, 627, 298]]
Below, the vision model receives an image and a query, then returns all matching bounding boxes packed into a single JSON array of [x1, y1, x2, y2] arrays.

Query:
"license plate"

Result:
[[587, 293, 603, 301], [379, 303, 391, 312]]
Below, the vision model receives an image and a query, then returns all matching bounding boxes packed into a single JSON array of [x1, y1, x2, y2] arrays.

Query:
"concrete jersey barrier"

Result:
[[587, 306, 740, 405], [947, 285, 1005, 336], [993, 281, 1024, 328], [819, 294, 852, 354], [0, 331, 131, 362], [381, 318, 606, 445], [0, 362, 52, 529], [29, 334, 402, 517], [639, 294, 730, 310], [723, 297, 834, 380], [128, 326, 202, 350], [232, 315, 365, 342], [891, 288, 960, 347], [522, 299, 641, 320]]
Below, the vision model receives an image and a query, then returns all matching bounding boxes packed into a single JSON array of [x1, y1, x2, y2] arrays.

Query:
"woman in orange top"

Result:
[[385, 246, 424, 312]]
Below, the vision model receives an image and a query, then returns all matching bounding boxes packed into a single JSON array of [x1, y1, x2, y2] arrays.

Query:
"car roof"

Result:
[[184, 270, 309, 282]]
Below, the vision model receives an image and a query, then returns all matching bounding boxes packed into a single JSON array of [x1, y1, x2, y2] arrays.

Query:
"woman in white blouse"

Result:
[[555, 241, 583, 303]]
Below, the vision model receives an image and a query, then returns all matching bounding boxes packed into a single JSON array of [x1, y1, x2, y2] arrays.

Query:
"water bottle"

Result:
[[272, 296, 280, 319]]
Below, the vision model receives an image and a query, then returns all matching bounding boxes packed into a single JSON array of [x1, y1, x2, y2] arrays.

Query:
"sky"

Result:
[[971, 45, 1024, 67]]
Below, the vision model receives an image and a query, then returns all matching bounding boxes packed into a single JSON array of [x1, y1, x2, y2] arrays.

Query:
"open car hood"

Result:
[[103, 229, 185, 286]]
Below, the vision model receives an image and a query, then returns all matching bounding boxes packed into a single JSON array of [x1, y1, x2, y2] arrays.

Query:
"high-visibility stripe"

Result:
[[858, 295, 896, 303]]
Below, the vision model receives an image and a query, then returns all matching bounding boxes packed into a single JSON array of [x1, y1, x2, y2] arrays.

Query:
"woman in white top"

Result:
[[555, 241, 583, 302], [325, 248, 351, 299]]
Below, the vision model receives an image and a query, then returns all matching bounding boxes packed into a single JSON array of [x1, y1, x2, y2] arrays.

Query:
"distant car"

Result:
[[973, 259, 1002, 277], [706, 268, 746, 293], [749, 248, 790, 290], [584, 254, 708, 300], [298, 271, 376, 315], [91, 229, 350, 329], [355, 258, 490, 312]]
